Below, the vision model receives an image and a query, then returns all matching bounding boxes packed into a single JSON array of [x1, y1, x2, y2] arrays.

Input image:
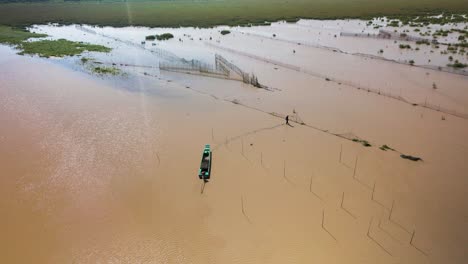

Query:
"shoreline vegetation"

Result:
[[0, 26, 111, 57], [0, 0, 467, 28]]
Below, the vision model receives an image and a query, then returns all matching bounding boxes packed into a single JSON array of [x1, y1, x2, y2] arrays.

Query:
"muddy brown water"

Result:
[[1, 19, 468, 263]]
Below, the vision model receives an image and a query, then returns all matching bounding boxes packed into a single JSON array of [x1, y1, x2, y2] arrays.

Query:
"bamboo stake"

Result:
[[341, 192, 357, 219], [339, 144, 343, 163], [322, 209, 337, 241], [353, 155, 358, 178], [367, 217, 392, 256], [410, 230, 428, 256]]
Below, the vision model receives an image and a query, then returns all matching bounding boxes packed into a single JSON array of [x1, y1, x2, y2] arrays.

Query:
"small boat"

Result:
[[198, 144, 212, 180]]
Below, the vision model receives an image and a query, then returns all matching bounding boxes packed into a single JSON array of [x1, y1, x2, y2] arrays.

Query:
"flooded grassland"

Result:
[[1, 17, 468, 263]]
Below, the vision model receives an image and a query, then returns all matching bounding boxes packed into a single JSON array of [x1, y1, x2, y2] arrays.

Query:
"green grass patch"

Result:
[[0, 25, 47, 45], [18, 39, 111, 57]]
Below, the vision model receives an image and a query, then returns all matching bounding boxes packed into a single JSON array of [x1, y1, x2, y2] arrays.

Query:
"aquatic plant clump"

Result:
[[145, 35, 156, 41], [156, 33, 174, 40], [92, 66, 121, 75], [400, 154, 422, 162], [352, 138, 372, 147], [379, 145, 395, 151], [18, 39, 111, 58], [399, 44, 411, 49], [145, 33, 173, 41]]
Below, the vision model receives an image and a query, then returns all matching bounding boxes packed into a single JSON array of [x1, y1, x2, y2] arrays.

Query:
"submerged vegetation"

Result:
[[92, 66, 121, 75], [0, 25, 46, 45], [18, 39, 111, 57]]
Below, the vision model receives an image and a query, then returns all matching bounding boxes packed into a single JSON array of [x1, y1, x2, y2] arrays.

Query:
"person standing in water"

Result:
[[286, 115, 289, 125]]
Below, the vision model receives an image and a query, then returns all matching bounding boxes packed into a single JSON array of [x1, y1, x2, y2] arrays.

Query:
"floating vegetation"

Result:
[[379, 144, 395, 151], [18, 39, 111, 58], [352, 138, 372, 147], [92, 66, 121, 76], [147, 33, 174, 41], [220, 30, 231, 35], [400, 154, 422, 162], [416, 40, 430, 45], [399, 44, 411, 49]]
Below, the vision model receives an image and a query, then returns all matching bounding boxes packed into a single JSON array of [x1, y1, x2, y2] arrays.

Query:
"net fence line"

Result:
[[74, 28, 267, 89], [159, 53, 268, 89], [159, 60, 229, 77], [340, 29, 436, 43], [215, 54, 249, 82], [207, 42, 468, 120], [234, 31, 344, 53], [206, 42, 301, 71], [235, 30, 467, 76]]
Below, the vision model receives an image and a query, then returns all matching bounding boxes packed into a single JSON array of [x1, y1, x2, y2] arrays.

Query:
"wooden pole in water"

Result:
[[353, 156, 358, 178], [241, 138, 244, 155], [341, 192, 345, 208], [410, 230, 416, 244], [339, 144, 343, 163], [371, 182, 376, 200], [389, 200, 394, 220], [283, 160, 286, 179], [309, 175, 313, 192], [322, 209, 325, 229]]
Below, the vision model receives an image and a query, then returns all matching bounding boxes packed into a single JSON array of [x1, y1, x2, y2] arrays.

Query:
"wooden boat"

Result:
[[198, 144, 212, 180]]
